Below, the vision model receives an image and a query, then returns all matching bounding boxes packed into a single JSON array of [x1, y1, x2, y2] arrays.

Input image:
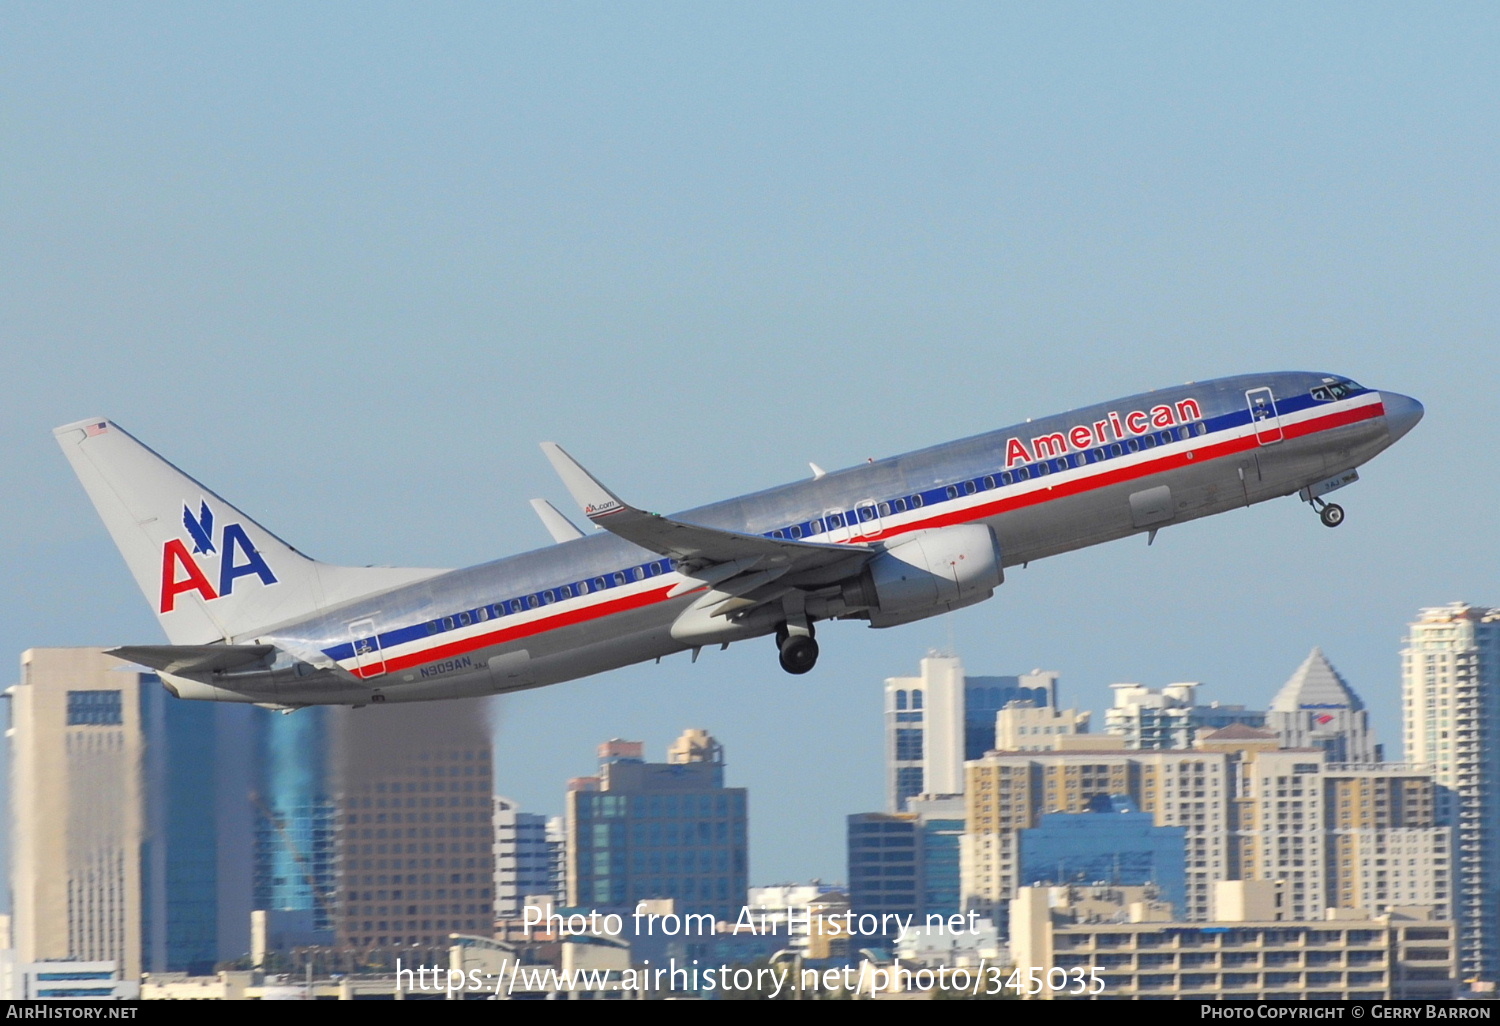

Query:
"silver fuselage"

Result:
[[181, 371, 1419, 706]]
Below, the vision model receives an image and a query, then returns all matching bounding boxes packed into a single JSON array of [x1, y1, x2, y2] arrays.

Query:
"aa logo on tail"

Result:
[[159, 500, 279, 612]]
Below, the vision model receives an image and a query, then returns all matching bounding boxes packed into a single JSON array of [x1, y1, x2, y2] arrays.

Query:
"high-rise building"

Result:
[[909, 794, 967, 919], [963, 746, 1236, 921], [1104, 681, 1265, 749], [847, 813, 919, 925], [966, 723, 1455, 930], [1402, 602, 1500, 982], [1323, 764, 1450, 921], [139, 679, 258, 975], [9, 649, 147, 980], [1266, 648, 1380, 762], [847, 794, 967, 933], [8, 648, 257, 978], [492, 797, 551, 920], [332, 699, 495, 952], [566, 729, 747, 920], [253, 707, 336, 939], [886, 654, 1058, 812]]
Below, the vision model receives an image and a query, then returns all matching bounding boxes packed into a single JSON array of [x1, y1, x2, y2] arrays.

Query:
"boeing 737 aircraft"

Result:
[[56, 371, 1421, 709]]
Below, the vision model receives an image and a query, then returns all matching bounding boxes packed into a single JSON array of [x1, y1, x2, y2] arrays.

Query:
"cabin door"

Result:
[[1246, 387, 1284, 445], [348, 617, 387, 677]]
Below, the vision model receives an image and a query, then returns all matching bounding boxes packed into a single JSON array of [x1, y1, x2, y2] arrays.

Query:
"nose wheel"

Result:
[[1313, 498, 1345, 528]]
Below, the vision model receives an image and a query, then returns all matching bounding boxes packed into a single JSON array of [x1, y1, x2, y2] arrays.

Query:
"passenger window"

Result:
[[1054, 459, 1066, 473], [879, 501, 892, 517], [983, 476, 995, 490], [442, 616, 454, 630], [1143, 435, 1156, 449], [648, 562, 660, 576], [790, 525, 803, 539], [613, 572, 627, 586], [945, 486, 958, 499], [457, 612, 472, 627], [810, 519, 823, 533], [528, 595, 539, 608], [895, 498, 907, 512], [772, 529, 784, 538], [1016, 467, 1029, 481], [912, 494, 924, 508], [1160, 432, 1172, 446], [427, 621, 440, 635], [541, 591, 553, 605], [859, 506, 874, 522], [631, 567, 644, 581], [1196, 422, 1207, 436], [1037, 462, 1050, 476], [578, 581, 590, 595], [964, 481, 976, 494], [1126, 439, 1138, 452], [559, 584, 572, 599], [593, 577, 605, 591], [828, 513, 843, 528], [1111, 443, 1122, 456]]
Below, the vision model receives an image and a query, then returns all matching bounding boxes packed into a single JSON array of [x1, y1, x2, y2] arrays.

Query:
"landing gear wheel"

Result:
[[778, 635, 819, 675], [1320, 503, 1345, 528]]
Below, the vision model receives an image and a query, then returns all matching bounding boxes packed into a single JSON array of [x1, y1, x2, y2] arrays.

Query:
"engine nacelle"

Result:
[[845, 524, 1003, 628]]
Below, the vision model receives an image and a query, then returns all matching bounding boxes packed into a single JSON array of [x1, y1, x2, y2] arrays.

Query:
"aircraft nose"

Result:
[[1383, 392, 1424, 443]]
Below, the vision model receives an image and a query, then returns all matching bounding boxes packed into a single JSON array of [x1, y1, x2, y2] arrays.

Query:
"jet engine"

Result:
[[843, 524, 1003, 628]]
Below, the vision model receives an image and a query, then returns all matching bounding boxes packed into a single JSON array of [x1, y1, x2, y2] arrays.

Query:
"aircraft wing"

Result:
[[530, 498, 586, 543], [540, 443, 871, 585]]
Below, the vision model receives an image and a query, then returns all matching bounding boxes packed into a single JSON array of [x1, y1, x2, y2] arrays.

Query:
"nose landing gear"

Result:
[[1312, 498, 1345, 528]]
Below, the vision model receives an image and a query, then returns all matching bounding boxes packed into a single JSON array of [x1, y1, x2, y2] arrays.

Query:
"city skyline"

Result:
[[4, 4, 1497, 885]]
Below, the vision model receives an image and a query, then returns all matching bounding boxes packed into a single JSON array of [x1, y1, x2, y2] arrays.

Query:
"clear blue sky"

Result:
[[3, 2, 1497, 884]]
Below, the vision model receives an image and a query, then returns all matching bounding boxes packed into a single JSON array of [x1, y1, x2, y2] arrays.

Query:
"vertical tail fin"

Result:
[[55, 419, 447, 645]]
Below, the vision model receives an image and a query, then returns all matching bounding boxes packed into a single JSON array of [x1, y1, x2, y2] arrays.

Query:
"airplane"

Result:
[[55, 371, 1421, 709]]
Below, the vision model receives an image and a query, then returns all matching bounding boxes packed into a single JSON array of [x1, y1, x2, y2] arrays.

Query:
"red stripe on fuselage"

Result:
[[364, 400, 1385, 677], [352, 582, 681, 678], [852, 400, 1385, 542]]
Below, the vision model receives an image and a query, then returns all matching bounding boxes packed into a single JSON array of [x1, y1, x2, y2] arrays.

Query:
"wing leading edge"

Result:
[[539, 442, 871, 587]]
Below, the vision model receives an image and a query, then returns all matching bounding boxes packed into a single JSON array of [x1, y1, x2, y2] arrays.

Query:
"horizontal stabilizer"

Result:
[[540, 442, 872, 583], [109, 644, 275, 675]]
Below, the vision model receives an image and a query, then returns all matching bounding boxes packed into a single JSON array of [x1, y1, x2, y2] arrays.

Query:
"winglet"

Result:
[[529, 498, 586, 542], [540, 443, 633, 523]]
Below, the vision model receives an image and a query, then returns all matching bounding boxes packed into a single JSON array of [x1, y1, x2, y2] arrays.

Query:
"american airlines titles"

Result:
[[1003, 398, 1203, 469]]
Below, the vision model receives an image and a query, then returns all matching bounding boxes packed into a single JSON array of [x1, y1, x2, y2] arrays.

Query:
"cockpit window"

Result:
[[1311, 379, 1365, 402]]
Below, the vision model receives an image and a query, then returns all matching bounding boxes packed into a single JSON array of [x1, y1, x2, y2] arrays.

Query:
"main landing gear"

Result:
[[775, 623, 819, 675], [1312, 497, 1345, 528]]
